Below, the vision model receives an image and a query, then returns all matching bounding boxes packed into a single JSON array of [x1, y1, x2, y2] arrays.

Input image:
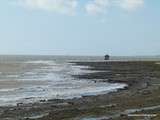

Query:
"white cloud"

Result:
[[85, 0, 144, 15], [12, 0, 144, 15], [119, 0, 144, 11], [86, 0, 110, 15], [15, 0, 78, 15]]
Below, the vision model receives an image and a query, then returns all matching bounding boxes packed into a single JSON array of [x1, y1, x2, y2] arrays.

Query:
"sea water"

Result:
[[0, 55, 133, 106]]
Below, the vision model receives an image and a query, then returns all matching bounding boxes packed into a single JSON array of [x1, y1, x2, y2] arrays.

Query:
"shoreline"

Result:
[[0, 61, 160, 120]]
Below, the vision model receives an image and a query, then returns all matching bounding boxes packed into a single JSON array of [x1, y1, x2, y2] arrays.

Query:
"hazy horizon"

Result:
[[0, 54, 160, 58]]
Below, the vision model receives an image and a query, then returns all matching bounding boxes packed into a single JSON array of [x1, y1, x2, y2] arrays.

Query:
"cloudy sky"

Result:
[[0, 0, 159, 56]]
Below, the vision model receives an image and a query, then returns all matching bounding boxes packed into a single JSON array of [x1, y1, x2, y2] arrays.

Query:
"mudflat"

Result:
[[0, 61, 160, 120]]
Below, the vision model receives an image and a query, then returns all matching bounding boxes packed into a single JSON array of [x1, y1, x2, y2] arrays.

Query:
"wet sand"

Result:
[[0, 61, 160, 120]]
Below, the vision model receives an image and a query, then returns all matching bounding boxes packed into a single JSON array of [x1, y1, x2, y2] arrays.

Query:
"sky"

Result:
[[0, 0, 160, 56]]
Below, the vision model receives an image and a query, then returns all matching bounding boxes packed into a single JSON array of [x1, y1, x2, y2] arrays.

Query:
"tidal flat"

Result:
[[0, 61, 160, 120]]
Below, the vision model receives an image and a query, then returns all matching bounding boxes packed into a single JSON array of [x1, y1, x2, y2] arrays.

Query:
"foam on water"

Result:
[[24, 60, 57, 65], [0, 59, 127, 106]]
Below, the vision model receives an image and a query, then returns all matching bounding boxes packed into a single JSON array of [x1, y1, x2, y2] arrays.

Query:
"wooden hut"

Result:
[[104, 54, 110, 60]]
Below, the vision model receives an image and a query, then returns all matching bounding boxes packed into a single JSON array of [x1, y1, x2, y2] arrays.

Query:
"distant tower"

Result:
[[104, 54, 110, 60]]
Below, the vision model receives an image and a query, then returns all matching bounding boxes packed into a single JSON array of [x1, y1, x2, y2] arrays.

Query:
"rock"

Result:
[[40, 100, 46, 102], [100, 104, 117, 108], [120, 113, 128, 118], [17, 103, 23, 107], [142, 90, 152, 95], [141, 82, 149, 89], [67, 101, 75, 105], [25, 118, 31, 120]]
